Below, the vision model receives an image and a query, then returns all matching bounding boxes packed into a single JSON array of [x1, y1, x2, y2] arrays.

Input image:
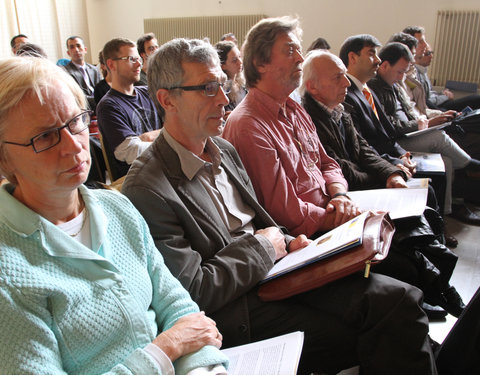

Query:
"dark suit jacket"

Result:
[[122, 132, 292, 347], [64, 61, 101, 96], [64, 61, 101, 110], [344, 78, 406, 165], [368, 76, 419, 136], [302, 93, 406, 190]]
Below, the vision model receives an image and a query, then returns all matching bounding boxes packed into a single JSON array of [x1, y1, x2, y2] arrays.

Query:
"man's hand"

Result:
[[442, 88, 454, 99], [319, 195, 362, 231], [256, 227, 287, 260], [400, 152, 416, 175], [288, 235, 311, 252], [139, 129, 161, 142], [417, 117, 428, 130], [153, 312, 222, 362], [395, 163, 412, 178], [428, 110, 457, 127], [386, 173, 408, 188]]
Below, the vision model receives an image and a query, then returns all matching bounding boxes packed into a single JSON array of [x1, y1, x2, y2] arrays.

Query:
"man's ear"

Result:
[[156, 88, 177, 114], [378, 61, 388, 74], [106, 59, 115, 72], [305, 79, 319, 96], [254, 58, 268, 74], [347, 51, 357, 67]]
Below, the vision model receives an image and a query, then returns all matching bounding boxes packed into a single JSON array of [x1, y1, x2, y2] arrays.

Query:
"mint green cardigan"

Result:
[[0, 184, 227, 375]]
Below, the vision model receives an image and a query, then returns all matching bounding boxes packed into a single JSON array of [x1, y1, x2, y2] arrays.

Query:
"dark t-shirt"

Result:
[[96, 86, 162, 179]]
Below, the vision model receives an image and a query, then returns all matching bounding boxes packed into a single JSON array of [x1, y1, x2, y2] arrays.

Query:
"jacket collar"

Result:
[[0, 184, 109, 262]]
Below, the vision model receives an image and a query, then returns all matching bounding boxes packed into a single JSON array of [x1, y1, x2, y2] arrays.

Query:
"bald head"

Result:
[[301, 51, 350, 109]]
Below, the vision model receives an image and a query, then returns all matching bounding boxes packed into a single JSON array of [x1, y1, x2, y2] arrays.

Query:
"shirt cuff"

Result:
[[186, 364, 228, 375], [144, 343, 174, 375]]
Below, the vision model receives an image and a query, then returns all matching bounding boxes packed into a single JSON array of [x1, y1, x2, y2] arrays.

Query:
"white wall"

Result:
[[85, 0, 480, 63]]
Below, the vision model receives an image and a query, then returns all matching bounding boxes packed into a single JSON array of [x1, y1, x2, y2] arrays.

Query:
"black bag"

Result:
[[451, 107, 480, 133], [436, 286, 480, 374]]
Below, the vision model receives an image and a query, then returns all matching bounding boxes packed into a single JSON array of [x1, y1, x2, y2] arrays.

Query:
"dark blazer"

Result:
[[122, 133, 292, 347], [64, 61, 101, 111], [368, 76, 419, 136], [344, 78, 406, 164], [64, 61, 101, 96], [302, 93, 406, 190]]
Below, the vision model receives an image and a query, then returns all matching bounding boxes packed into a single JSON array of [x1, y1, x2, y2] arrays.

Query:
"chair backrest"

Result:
[[99, 133, 114, 183]]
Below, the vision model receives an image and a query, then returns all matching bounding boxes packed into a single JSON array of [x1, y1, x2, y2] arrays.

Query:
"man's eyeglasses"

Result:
[[168, 80, 233, 97], [112, 56, 143, 65], [146, 45, 159, 54], [2, 110, 92, 153]]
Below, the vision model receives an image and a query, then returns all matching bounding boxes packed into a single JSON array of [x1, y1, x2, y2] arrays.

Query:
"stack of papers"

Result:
[[221, 331, 304, 375]]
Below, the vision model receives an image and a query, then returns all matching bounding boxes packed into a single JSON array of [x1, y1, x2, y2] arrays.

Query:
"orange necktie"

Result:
[[362, 87, 379, 119]]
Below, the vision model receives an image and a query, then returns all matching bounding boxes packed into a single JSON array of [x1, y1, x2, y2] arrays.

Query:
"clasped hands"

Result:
[[397, 152, 417, 178], [153, 311, 222, 362]]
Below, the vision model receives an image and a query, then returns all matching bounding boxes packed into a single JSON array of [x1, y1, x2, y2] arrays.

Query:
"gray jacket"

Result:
[[122, 132, 292, 347]]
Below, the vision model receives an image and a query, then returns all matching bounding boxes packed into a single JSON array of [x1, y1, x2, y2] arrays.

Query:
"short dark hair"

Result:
[[339, 34, 381, 67], [215, 41, 235, 65], [137, 32, 156, 55], [379, 42, 414, 66], [66, 36, 84, 48], [307, 37, 331, 52], [10, 34, 28, 48], [15, 43, 47, 58], [402, 26, 425, 37], [388, 32, 418, 52], [102, 38, 136, 62]]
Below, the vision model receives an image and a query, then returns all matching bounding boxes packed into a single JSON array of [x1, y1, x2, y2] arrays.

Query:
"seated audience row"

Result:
[[4, 16, 479, 375], [122, 17, 458, 374]]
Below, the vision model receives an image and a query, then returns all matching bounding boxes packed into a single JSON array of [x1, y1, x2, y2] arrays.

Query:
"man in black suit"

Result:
[[340, 34, 417, 180], [64, 36, 101, 111], [340, 34, 480, 226]]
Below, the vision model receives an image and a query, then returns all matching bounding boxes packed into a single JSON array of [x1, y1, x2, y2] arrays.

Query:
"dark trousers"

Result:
[[245, 273, 436, 375], [439, 94, 480, 112]]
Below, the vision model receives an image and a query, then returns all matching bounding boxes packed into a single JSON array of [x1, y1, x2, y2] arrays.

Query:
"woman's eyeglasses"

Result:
[[2, 110, 92, 153]]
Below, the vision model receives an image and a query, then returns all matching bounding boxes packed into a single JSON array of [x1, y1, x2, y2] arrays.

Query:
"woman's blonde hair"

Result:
[[0, 56, 86, 183]]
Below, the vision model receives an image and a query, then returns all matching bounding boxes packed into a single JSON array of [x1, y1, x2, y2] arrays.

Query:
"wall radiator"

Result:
[[144, 14, 265, 47], [430, 10, 480, 87]]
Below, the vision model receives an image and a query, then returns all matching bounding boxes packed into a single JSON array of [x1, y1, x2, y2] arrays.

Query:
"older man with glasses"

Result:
[[96, 38, 163, 180]]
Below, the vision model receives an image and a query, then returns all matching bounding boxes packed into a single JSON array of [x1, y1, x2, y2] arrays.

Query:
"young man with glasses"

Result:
[[96, 38, 162, 180], [136, 33, 160, 86]]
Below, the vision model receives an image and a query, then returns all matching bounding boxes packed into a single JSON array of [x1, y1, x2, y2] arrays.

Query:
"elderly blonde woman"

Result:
[[0, 57, 227, 375]]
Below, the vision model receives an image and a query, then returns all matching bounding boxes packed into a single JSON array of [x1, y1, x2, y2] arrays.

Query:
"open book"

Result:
[[347, 178, 428, 220], [262, 212, 370, 283], [221, 331, 304, 375], [411, 152, 445, 175]]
